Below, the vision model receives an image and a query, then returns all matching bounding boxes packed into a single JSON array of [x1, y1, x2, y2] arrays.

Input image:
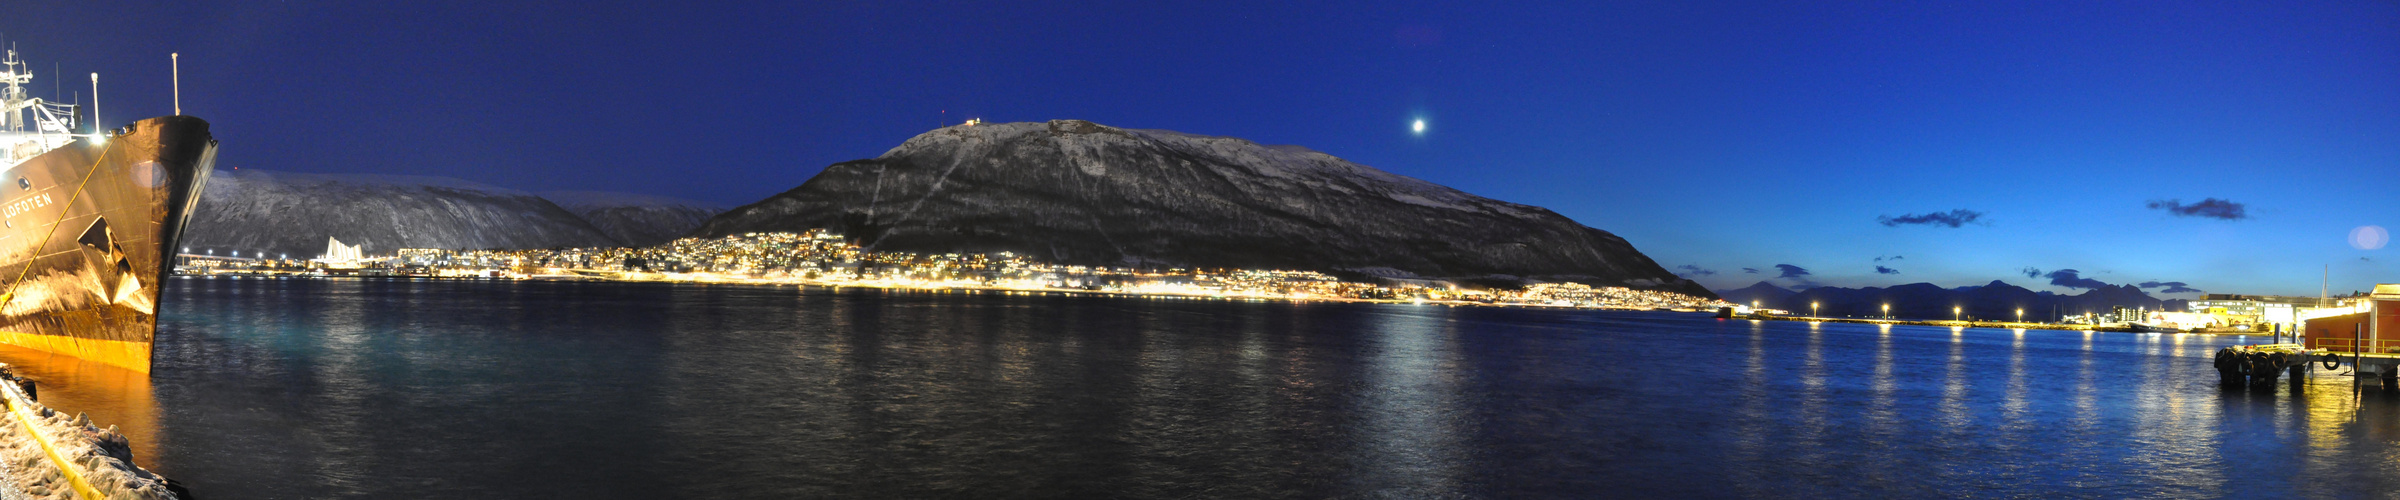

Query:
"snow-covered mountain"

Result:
[[695, 119, 1708, 296], [539, 191, 724, 247], [183, 169, 623, 258]]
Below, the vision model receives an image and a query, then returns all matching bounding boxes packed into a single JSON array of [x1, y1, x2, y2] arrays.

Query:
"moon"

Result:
[[2353, 225, 2388, 250], [1411, 119, 1426, 135]]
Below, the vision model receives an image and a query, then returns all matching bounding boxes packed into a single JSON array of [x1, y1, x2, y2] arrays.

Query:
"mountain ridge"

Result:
[[540, 191, 724, 247], [183, 169, 717, 257], [696, 119, 1711, 297]]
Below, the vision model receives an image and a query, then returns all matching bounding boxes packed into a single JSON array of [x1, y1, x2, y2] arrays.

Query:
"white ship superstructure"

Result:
[[0, 49, 91, 169]]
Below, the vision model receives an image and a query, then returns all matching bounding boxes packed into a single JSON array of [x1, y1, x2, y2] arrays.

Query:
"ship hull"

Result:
[[0, 116, 214, 373]]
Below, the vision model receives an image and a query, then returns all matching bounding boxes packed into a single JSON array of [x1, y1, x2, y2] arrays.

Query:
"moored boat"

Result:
[[0, 49, 215, 373]]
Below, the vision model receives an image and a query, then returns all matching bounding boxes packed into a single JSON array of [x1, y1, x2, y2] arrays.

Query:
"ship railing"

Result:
[[32, 102, 78, 133], [2, 132, 80, 169]]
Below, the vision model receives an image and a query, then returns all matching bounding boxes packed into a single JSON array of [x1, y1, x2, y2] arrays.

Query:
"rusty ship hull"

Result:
[[0, 116, 214, 373]]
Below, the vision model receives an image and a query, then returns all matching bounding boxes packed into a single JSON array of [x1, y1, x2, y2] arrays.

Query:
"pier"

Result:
[[2212, 344, 2400, 391], [2216, 284, 2400, 391]]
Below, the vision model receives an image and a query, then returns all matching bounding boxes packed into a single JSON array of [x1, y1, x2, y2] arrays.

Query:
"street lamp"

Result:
[[1954, 306, 1962, 322], [1881, 303, 1890, 320], [90, 73, 100, 138], [1811, 301, 1819, 318], [2016, 308, 2024, 323]]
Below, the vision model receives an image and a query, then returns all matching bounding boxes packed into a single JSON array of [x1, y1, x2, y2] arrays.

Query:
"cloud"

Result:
[[1877, 209, 1986, 228], [1769, 264, 1820, 289], [1742, 267, 1761, 274], [2137, 280, 2202, 294], [1674, 265, 1716, 278], [1875, 266, 1900, 275], [2042, 269, 2110, 290], [2020, 267, 2042, 278], [1874, 255, 1904, 262], [2146, 198, 2248, 220]]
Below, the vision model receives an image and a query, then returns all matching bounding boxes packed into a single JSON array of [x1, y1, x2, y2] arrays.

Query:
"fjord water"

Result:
[[27, 278, 2400, 498]]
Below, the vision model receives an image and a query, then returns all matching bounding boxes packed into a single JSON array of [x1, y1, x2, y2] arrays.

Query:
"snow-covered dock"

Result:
[[0, 365, 179, 499]]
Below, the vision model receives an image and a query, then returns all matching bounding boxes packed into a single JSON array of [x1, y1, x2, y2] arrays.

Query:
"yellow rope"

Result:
[[3, 381, 106, 500], [0, 139, 115, 308]]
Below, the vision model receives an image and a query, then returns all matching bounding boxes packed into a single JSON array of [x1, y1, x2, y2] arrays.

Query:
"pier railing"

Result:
[[2306, 337, 2400, 354]]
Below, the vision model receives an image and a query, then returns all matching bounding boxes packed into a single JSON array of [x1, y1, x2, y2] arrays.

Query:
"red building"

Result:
[[2306, 284, 2400, 353]]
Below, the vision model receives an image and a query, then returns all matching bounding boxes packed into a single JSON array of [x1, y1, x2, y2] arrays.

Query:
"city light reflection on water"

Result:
[[0, 344, 158, 469], [49, 278, 2400, 497]]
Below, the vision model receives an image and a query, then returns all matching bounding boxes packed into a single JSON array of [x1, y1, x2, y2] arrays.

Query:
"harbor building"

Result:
[[2303, 284, 2400, 354], [2189, 293, 2326, 330]]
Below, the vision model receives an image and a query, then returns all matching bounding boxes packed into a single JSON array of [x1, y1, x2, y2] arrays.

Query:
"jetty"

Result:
[[2215, 284, 2400, 391]]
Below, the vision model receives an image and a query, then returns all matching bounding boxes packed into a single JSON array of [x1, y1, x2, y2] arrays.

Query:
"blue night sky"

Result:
[[10, 2, 2396, 296]]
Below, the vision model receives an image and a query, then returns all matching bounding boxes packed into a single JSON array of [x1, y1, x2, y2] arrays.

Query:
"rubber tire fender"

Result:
[[2241, 352, 2269, 378], [2216, 349, 2244, 375]]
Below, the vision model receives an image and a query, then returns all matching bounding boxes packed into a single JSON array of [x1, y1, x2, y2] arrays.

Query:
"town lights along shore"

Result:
[[0, 48, 215, 373]]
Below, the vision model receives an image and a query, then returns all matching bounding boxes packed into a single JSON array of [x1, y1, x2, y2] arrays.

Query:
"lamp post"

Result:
[[89, 73, 100, 138], [2016, 308, 2024, 324], [1811, 301, 1819, 319], [1882, 303, 1889, 320], [1954, 306, 1962, 322]]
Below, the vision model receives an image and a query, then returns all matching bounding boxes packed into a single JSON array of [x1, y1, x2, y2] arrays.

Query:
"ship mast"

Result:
[[2, 48, 28, 133], [1, 48, 85, 167]]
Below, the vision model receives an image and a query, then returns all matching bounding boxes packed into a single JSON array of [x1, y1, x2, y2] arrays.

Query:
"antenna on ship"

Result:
[[171, 53, 180, 116]]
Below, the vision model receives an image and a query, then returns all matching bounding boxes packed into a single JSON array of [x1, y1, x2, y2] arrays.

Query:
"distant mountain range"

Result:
[[1716, 280, 2185, 321], [182, 169, 722, 258], [694, 119, 1711, 297]]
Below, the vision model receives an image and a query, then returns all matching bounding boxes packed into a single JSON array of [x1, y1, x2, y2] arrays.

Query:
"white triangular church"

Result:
[[319, 237, 364, 262]]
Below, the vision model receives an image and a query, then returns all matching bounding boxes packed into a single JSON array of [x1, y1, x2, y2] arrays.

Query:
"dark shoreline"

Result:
[[1737, 313, 2285, 337]]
